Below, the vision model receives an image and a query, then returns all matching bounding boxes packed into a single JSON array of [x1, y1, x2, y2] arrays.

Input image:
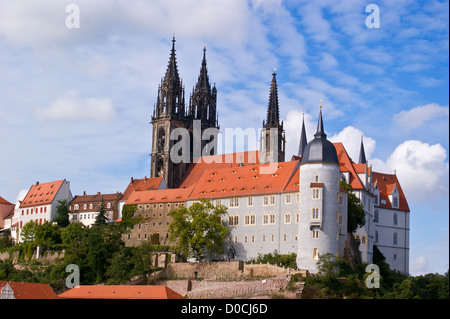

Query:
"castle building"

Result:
[[122, 37, 410, 274], [14, 180, 72, 242], [68, 191, 122, 227]]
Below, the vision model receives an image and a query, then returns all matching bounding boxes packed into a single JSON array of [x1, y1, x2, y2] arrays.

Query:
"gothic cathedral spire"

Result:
[[261, 71, 285, 163], [298, 114, 308, 158]]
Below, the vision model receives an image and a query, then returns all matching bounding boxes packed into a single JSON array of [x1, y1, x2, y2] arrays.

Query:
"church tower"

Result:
[[150, 36, 190, 188], [188, 45, 219, 158], [296, 107, 347, 273], [261, 71, 286, 163]]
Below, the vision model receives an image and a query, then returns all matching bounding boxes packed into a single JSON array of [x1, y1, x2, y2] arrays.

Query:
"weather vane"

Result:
[[319, 99, 323, 109]]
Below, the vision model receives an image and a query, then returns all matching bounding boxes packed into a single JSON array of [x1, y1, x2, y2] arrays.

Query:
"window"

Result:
[[312, 230, 319, 239], [107, 202, 111, 209], [374, 231, 378, 243], [296, 193, 300, 203], [296, 212, 300, 223], [262, 235, 265, 242], [83, 204, 87, 210], [312, 208, 320, 219], [263, 214, 269, 225], [89, 203, 93, 209], [393, 213, 398, 226], [393, 196, 399, 208], [270, 213, 275, 224], [251, 236, 255, 243], [374, 210, 379, 223], [312, 189, 320, 199], [285, 194, 291, 204], [263, 196, 269, 206], [229, 197, 239, 208], [244, 236, 247, 244], [284, 213, 291, 224], [339, 196, 344, 206], [393, 232, 398, 245], [374, 194, 379, 205], [313, 248, 319, 260], [215, 199, 222, 207], [283, 234, 286, 242], [270, 195, 275, 205], [74, 204, 79, 210], [247, 196, 253, 207], [228, 215, 239, 226], [244, 214, 256, 226]]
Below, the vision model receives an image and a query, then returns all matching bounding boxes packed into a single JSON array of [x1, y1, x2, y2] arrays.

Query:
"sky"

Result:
[[0, 0, 448, 275]]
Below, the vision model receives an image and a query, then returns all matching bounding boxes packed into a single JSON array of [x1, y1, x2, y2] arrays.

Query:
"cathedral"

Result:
[[144, 37, 410, 274]]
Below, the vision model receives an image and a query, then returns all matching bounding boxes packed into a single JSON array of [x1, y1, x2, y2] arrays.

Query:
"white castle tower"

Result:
[[296, 108, 348, 273]]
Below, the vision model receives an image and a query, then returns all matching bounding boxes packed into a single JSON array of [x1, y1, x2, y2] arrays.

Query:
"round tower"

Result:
[[297, 108, 341, 273]]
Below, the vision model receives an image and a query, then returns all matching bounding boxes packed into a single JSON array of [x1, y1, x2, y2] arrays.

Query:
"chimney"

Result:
[[131, 177, 134, 183], [144, 176, 147, 182], [83, 191, 86, 196], [97, 192, 101, 195], [36, 181, 39, 186]]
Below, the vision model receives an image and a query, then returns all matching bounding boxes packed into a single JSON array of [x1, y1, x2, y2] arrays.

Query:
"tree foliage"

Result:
[[168, 198, 229, 261], [54, 199, 70, 227], [340, 180, 366, 233]]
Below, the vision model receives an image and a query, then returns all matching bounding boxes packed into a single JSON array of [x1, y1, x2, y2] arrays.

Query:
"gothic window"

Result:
[[284, 213, 291, 224], [393, 213, 398, 226], [393, 232, 398, 245], [157, 128, 166, 152], [393, 197, 399, 209], [156, 157, 164, 178]]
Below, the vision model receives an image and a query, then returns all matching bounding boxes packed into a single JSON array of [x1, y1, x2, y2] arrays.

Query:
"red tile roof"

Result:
[[179, 150, 261, 188], [333, 142, 365, 190], [19, 180, 65, 208], [0, 281, 58, 299], [373, 172, 410, 212], [125, 186, 194, 205], [121, 177, 164, 202], [0, 196, 13, 205], [188, 160, 299, 200], [58, 285, 185, 299]]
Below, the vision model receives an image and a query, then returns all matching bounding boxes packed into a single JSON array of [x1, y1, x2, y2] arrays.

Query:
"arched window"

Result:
[[393, 232, 398, 245], [393, 213, 398, 226], [374, 210, 379, 223], [83, 204, 87, 210], [393, 197, 399, 208], [375, 231, 378, 243]]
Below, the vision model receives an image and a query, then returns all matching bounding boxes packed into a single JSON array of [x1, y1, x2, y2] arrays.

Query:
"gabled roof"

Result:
[[373, 172, 410, 212], [125, 186, 193, 205], [188, 160, 299, 200], [0, 196, 13, 206], [179, 150, 260, 189], [19, 180, 66, 208], [121, 177, 164, 202], [0, 281, 58, 299], [70, 192, 122, 205], [58, 285, 185, 299], [333, 142, 365, 190]]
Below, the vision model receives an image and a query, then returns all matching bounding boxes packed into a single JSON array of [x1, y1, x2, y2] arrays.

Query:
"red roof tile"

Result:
[[58, 285, 185, 299], [333, 143, 365, 190], [179, 150, 261, 189], [188, 160, 299, 200], [0, 281, 58, 299], [373, 172, 410, 212], [125, 186, 193, 205], [121, 177, 164, 202], [0, 196, 13, 205], [19, 180, 65, 208]]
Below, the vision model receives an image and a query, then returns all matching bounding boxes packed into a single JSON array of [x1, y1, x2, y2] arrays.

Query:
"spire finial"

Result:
[[319, 99, 323, 109]]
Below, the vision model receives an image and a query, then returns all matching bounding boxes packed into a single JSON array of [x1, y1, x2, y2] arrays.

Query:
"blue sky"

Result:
[[0, 0, 448, 275]]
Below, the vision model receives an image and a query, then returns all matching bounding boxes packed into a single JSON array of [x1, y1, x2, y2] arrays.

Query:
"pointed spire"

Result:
[[195, 44, 210, 91], [265, 71, 280, 127], [163, 35, 181, 87], [314, 107, 327, 139], [359, 134, 367, 164], [298, 113, 308, 157]]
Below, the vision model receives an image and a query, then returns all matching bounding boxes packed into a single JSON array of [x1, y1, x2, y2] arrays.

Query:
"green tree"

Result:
[[340, 181, 366, 233], [94, 197, 108, 225], [20, 221, 39, 243], [54, 199, 70, 227], [35, 221, 62, 250], [168, 198, 229, 261]]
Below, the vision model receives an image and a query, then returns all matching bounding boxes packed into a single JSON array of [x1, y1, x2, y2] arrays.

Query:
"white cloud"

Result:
[[328, 126, 376, 162], [372, 140, 449, 203], [410, 256, 429, 275], [34, 90, 115, 122], [394, 103, 449, 130]]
